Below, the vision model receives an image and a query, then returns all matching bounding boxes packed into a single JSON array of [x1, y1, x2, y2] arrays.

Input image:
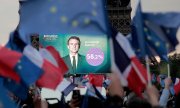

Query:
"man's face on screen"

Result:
[[68, 39, 80, 54]]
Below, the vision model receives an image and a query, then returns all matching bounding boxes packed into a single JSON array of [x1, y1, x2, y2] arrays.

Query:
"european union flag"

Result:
[[130, 25, 168, 61], [3, 78, 28, 100], [0, 79, 16, 108], [143, 12, 180, 52], [144, 24, 168, 61], [161, 26, 179, 49], [17, 0, 109, 44], [132, 2, 146, 57], [143, 12, 180, 28], [6, 30, 26, 52], [130, 25, 148, 58], [14, 55, 43, 86], [131, 1, 179, 61]]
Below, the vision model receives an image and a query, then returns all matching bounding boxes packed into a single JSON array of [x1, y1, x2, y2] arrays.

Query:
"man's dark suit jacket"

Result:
[[62, 54, 88, 75]]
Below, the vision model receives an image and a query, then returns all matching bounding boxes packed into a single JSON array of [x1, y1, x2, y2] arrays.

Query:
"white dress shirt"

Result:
[[69, 53, 78, 68]]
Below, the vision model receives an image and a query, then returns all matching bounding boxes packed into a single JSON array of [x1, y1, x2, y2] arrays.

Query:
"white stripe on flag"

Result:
[[63, 83, 76, 96], [131, 62, 147, 84], [175, 78, 180, 85], [39, 48, 58, 67], [109, 38, 128, 86], [122, 65, 133, 79], [23, 45, 43, 68], [116, 33, 147, 84], [57, 79, 72, 92], [116, 33, 135, 57]]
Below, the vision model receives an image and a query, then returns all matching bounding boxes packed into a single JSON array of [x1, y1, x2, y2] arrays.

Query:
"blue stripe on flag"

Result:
[[14, 55, 43, 86]]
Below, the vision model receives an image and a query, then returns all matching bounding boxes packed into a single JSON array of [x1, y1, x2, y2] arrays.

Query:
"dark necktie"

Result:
[[72, 56, 76, 73]]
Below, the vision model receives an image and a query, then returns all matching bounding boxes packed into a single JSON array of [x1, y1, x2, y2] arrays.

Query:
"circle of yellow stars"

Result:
[[48, 0, 98, 28]]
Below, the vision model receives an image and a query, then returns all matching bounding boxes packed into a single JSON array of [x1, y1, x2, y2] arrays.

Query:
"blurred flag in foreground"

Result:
[[143, 12, 180, 53], [17, 0, 109, 44], [131, 1, 146, 58], [131, 1, 180, 61], [143, 12, 180, 28], [0, 79, 16, 108], [0, 45, 65, 99], [0, 45, 43, 86], [0, 45, 43, 100], [6, 30, 26, 52], [0, 47, 20, 82], [173, 79, 180, 95], [46, 46, 68, 75], [131, 1, 169, 61], [86, 74, 104, 87], [110, 30, 148, 96], [36, 47, 65, 90], [3, 78, 28, 100], [57, 79, 76, 96]]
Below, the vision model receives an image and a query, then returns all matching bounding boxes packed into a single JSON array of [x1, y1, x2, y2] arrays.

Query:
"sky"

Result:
[[0, 0, 180, 52]]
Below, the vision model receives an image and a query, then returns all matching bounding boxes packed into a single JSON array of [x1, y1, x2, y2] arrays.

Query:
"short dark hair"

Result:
[[67, 36, 81, 46]]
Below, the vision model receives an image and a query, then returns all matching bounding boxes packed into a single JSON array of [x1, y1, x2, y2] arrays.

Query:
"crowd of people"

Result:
[[8, 72, 180, 108]]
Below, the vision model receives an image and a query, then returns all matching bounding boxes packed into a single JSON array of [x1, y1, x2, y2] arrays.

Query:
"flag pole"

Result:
[[167, 63, 170, 77], [145, 55, 152, 87]]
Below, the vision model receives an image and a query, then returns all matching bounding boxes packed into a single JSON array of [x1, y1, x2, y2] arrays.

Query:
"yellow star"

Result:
[[92, 1, 97, 7], [72, 20, 78, 27], [50, 6, 57, 13], [92, 10, 97, 16], [84, 18, 90, 24], [60, 16, 67, 23], [18, 65, 22, 70], [155, 42, 160, 47], [144, 27, 148, 32], [147, 36, 151, 40], [166, 43, 170, 48]]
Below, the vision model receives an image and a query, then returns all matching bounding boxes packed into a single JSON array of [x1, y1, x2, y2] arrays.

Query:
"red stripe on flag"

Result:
[[174, 82, 180, 95], [127, 67, 146, 97], [88, 74, 104, 87], [36, 59, 63, 89], [131, 57, 148, 84], [0, 47, 22, 69], [46, 46, 68, 75], [0, 64, 20, 82], [0, 47, 21, 82]]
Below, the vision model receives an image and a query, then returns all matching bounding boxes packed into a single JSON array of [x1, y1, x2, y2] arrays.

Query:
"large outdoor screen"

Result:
[[39, 34, 111, 74]]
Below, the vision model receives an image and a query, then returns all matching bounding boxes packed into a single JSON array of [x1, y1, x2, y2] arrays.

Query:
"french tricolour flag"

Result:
[[24, 45, 64, 90], [37, 46, 65, 90], [110, 32, 148, 96], [46, 46, 68, 75], [0, 45, 43, 86], [57, 78, 76, 96]]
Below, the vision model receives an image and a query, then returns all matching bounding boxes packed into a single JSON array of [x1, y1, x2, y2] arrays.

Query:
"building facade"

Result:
[[106, 0, 131, 35]]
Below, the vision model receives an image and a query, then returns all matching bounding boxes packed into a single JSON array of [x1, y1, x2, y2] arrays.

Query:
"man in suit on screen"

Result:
[[63, 36, 88, 76]]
